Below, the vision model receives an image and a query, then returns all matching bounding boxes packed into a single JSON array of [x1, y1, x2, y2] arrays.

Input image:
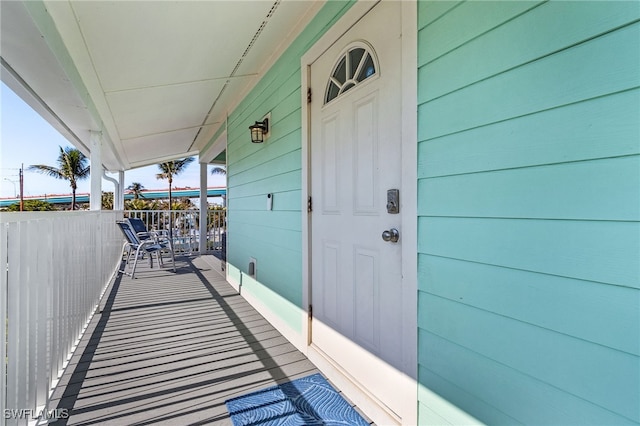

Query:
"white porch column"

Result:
[[118, 170, 125, 210], [199, 162, 208, 254], [90, 131, 102, 210], [102, 171, 120, 210]]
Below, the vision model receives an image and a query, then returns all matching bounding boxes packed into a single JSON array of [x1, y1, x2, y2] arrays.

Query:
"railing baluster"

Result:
[[1, 212, 123, 423], [36, 219, 50, 410], [17, 221, 29, 426], [6, 222, 18, 426], [34, 219, 47, 410], [121, 209, 226, 255], [0, 225, 5, 426], [0, 224, 6, 426]]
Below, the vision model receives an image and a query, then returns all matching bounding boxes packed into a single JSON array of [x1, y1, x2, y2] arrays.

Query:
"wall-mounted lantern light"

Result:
[[249, 118, 269, 143]]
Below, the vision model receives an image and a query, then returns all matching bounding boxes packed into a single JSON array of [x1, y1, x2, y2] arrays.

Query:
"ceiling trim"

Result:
[[104, 73, 259, 95], [121, 122, 223, 143], [127, 150, 200, 170]]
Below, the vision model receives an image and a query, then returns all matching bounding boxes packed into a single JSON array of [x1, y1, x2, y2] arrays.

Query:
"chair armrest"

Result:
[[136, 231, 153, 240], [151, 230, 172, 245]]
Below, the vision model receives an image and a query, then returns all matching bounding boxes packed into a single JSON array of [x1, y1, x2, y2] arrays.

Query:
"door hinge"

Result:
[[307, 196, 312, 213], [307, 87, 312, 104], [307, 304, 313, 345]]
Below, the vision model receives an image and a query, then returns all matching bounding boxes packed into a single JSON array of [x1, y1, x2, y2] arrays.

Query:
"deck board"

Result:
[[47, 255, 364, 425]]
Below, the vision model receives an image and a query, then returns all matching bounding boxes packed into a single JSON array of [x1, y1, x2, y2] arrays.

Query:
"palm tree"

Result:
[[156, 157, 195, 211], [126, 182, 145, 199], [28, 146, 90, 210], [210, 166, 226, 175]]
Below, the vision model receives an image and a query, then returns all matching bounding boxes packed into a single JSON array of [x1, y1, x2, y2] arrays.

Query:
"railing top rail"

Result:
[[0, 210, 120, 223]]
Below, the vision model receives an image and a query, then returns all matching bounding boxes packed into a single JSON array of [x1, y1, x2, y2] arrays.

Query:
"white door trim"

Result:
[[300, 1, 418, 424]]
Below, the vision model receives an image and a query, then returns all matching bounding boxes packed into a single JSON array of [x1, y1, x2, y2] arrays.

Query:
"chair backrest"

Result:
[[128, 217, 148, 235], [117, 221, 141, 246]]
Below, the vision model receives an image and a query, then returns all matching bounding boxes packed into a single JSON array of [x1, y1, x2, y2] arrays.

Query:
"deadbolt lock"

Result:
[[387, 189, 399, 214]]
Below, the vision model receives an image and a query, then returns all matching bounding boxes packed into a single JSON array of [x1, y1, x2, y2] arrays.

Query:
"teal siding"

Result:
[[417, 1, 640, 424], [226, 2, 355, 310]]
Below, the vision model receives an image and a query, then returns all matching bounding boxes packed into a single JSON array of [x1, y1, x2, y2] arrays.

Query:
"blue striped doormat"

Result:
[[225, 373, 369, 426]]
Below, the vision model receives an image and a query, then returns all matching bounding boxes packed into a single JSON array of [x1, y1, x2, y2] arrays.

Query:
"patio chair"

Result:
[[127, 217, 171, 245], [117, 221, 176, 279]]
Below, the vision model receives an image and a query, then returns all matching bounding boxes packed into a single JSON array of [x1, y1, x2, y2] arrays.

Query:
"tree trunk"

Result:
[[72, 189, 76, 210]]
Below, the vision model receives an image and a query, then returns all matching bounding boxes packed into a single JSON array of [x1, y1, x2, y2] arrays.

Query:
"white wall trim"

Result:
[[300, 1, 418, 424], [400, 1, 419, 424], [226, 265, 306, 351], [226, 265, 241, 293], [301, 61, 312, 348], [200, 130, 227, 164], [300, 2, 378, 67]]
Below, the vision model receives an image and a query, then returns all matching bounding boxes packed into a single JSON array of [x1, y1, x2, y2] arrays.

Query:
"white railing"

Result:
[[123, 209, 226, 254], [0, 211, 123, 426]]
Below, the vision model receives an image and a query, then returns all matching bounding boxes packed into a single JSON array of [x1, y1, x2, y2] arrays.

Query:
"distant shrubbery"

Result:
[[5, 200, 55, 211]]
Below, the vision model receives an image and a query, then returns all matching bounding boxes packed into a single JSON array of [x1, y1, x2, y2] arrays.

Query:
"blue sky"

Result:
[[0, 82, 224, 199]]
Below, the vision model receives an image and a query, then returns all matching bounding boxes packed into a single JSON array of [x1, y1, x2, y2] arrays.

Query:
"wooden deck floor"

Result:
[[47, 255, 369, 425]]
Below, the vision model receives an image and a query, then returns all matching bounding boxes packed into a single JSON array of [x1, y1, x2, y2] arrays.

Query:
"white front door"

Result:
[[309, 1, 405, 421]]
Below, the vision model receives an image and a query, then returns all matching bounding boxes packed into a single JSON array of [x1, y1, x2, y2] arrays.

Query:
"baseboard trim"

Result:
[[307, 344, 401, 426]]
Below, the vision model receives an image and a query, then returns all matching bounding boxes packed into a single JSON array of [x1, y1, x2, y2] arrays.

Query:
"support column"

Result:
[[90, 131, 102, 210], [102, 171, 120, 210], [118, 170, 125, 210], [199, 162, 208, 254]]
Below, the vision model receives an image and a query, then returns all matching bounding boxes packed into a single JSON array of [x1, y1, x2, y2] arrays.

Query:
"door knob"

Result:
[[381, 228, 399, 243]]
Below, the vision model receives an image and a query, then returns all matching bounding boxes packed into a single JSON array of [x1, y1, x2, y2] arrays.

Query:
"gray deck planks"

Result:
[[46, 255, 331, 425]]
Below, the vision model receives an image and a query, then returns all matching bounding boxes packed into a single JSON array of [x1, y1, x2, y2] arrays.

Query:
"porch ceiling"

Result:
[[0, 0, 322, 171]]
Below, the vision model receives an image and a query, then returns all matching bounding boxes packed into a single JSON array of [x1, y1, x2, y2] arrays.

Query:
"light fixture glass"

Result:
[[249, 118, 269, 143]]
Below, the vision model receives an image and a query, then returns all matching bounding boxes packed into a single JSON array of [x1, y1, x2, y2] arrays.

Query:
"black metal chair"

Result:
[[117, 221, 175, 279]]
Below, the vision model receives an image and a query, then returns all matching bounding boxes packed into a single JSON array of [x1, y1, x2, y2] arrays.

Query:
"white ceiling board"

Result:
[[107, 79, 226, 140], [124, 128, 199, 167], [39, 0, 133, 169], [71, 1, 275, 92], [191, 74, 257, 151], [192, 1, 323, 151], [2, 0, 324, 172], [235, 0, 322, 78]]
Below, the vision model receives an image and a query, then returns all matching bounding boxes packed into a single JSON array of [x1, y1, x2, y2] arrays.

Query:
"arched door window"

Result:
[[324, 42, 378, 104]]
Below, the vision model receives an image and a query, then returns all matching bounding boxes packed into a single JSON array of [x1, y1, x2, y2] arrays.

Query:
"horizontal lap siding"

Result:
[[226, 1, 354, 310], [417, 1, 640, 424]]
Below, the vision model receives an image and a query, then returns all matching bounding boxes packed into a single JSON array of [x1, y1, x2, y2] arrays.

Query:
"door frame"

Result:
[[300, 1, 418, 424]]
